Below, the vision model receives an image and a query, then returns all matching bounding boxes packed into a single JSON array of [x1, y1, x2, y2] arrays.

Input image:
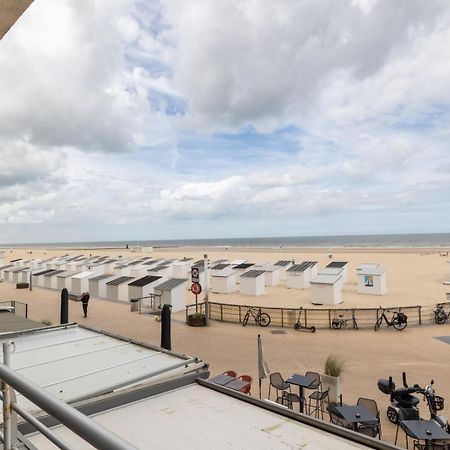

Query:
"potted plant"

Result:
[[321, 354, 345, 403], [187, 312, 206, 327]]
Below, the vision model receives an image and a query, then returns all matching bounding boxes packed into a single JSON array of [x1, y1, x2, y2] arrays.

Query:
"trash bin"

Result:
[[130, 298, 139, 312]]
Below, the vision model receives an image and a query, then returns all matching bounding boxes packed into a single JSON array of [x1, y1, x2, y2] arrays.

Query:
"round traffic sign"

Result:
[[191, 282, 202, 295]]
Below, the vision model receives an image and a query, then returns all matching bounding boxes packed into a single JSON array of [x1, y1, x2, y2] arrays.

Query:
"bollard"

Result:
[[60, 288, 69, 324], [160, 304, 172, 351]]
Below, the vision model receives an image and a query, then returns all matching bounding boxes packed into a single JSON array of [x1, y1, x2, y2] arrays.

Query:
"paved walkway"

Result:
[[1, 283, 450, 445]]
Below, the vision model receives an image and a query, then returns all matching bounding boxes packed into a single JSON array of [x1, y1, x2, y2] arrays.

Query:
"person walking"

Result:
[[81, 292, 90, 318]]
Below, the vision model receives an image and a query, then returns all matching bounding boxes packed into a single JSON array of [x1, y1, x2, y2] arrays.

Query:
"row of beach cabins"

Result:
[[0, 254, 387, 308]]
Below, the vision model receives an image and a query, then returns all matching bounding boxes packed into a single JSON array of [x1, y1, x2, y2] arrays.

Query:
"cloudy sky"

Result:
[[1, 0, 450, 243]]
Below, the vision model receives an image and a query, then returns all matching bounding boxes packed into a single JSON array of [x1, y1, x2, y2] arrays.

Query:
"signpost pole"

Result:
[[204, 254, 209, 326], [195, 294, 198, 313]]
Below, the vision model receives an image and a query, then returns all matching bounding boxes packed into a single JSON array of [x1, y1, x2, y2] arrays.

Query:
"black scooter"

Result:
[[378, 372, 448, 432], [293, 307, 316, 333]]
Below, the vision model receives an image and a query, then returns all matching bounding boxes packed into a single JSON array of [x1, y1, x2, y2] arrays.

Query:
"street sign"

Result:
[[191, 282, 202, 295], [191, 267, 200, 282]]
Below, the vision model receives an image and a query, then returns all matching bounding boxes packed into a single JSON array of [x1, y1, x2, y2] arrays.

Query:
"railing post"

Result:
[[220, 304, 223, 321], [328, 309, 331, 328], [2, 341, 16, 450], [238, 305, 241, 323], [304, 309, 308, 328], [418, 306, 422, 325], [281, 308, 284, 327]]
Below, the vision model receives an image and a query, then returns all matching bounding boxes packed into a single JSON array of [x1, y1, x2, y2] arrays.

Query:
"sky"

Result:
[[0, 0, 450, 243]]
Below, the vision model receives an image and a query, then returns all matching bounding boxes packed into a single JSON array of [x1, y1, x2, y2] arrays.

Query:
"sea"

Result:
[[2, 233, 450, 249]]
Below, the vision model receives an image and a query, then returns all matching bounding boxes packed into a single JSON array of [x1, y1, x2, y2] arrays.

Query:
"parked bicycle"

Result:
[[374, 307, 407, 331], [242, 306, 271, 327], [331, 311, 358, 330], [434, 303, 450, 324]]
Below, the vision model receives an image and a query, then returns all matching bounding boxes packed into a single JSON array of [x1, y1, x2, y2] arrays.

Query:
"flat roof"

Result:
[[241, 270, 265, 278], [57, 270, 82, 279], [0, 325, 205, 414], [233, 262, 254, 269], [88, 273, 115, 282], [326, 261, 348, 268], [154, 278, 187, 291], [311, 274, 342, 284], [106, 276, 135, 286], [211, 263, 230, 270], [358, 267, 385, 276], [274, 260, 294, 266], [319, 267, 344, 276], [27, 381, 383, 450], [72, 271, 94, 279], [33, 269, 56, 276], [287, 261, 318, 273], [0, 311, 43, 334], [128, 275, 162, 287], [43, 269, 65, 277], [262, 265, 281, 273]]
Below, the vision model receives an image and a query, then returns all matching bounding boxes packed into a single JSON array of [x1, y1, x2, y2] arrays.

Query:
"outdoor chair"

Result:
[[305, 371, 321, 391], [223, 370, 237, 378], [237, 375, 252, 394], [308, 389, 329, 419], [414, 443, 449, 450], [356, 397, 382, 439], [268, 372, 290, 400], [328, 402, 353, 429], [278, 391, 305, 412]]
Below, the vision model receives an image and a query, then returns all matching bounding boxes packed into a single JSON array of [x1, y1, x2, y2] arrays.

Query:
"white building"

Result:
[[310, 274, 343, 305], [106, 276, 135, 302], [239, 270, 266, 296], [56, 270, 82, 292], [233, 263, 255, 284], [263, 265, 281, 286], [357, 266, 387, 295], [128, 275, 163, 299], [286, 261, 318, 289], [211, 270, 237, 294], [88, 273, 116, 298], [154, 278, 187, 312], [32, 269, 57, 287], [43, 269, 66, 289], [274, 260, 295, 281], [325, 261, 349, 282], [71, 271, 95, 295]]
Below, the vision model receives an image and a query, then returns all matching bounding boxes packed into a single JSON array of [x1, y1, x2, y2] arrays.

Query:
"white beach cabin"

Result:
[[211, 269, 237, 294], [233, 263, 255, 284], [239, 270, 266, 296], [128, 275, 163, 299], [106, 276, 135, 302], [57, 271, 81, 292], [71, 271, 95, 295], [357, 266, 387, 295], [310, 274, 343, 305], [33, 269, 57, 287], [44, 270, 65, 289], [154, 278, 187, 312], [325, 261, 349, 282], [274, 260, 295, 281], [88, 273, 116, 298], [286, 261, 318, 289], [263, 265, 281, 286], [318, 267, 345, 290]]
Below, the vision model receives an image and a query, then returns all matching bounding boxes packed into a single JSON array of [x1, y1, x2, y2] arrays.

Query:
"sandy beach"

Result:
[[1, 245, 450, 444]]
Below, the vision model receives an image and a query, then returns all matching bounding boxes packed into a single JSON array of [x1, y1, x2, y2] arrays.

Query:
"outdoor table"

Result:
[[400, 420, 450, 447], [224, 379, 250, 392], [208, 374, 235, 386], [334, 404, 378, 431], [286, 374, 315, 413]]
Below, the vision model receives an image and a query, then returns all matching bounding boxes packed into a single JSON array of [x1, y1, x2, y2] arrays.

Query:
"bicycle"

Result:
[[242, 306, 271, 327], [331, 311, 358, 330], [434, 303, 450, 324], [374, 307, 407, 331]]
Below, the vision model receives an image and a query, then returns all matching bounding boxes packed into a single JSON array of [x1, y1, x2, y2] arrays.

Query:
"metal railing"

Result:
[[0, 341, 137, 450], [186, 300, 450, 329], [0, 301, 28, 318]]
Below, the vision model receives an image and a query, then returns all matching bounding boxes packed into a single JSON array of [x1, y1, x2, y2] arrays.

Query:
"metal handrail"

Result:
[[0, 356, 137, 450]]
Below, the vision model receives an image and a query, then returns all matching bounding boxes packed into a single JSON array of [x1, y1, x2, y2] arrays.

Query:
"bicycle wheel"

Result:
[[374, 318, 382, 331], [331, 319, 342, 329], [257, 313, 271, 327], [392, 317, 407, 331], [435, 313, 447, 325], [242, 312, 250, 327]]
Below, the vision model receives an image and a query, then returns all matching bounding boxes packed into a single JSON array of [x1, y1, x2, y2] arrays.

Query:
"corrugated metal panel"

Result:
[[33, 269, 56, 276], [326, 261, 348, 268], [57, 270, 82, 279], [233, 263, 254, 269], [274, 260, 293, 266], [43, 270, 65, 277], [89, 273, 115, 282], [211, 263, 230, 270], [106, 276, 134, 286], [240, 270, 265, 278], [128, 276, 162, 287], [154, 278, 187, 291], [149, 265, 169, 272]]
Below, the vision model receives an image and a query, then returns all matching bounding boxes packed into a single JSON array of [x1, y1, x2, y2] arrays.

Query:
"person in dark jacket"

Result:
[[81, 292, 90, 318]]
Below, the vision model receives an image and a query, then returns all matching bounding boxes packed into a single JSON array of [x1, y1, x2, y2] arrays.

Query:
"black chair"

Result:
[[308, 389, 329, 419], [279, 391, 305, 412], [356, 397, 382, 439], [327, 401, 353, 429], [414, 443, 449, 450], [268, 372, 290, 400]]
